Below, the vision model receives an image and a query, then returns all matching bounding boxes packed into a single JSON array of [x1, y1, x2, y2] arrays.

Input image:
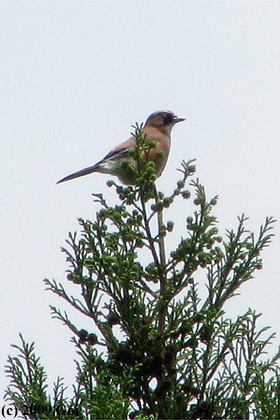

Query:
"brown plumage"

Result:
[[57, 110, 185, 185]]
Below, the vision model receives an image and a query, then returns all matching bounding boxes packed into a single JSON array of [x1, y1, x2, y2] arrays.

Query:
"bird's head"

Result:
[[145, 110, 185, 135]]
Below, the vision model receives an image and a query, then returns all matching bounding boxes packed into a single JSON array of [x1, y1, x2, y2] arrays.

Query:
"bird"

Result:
[[57, 110, 185, 185]]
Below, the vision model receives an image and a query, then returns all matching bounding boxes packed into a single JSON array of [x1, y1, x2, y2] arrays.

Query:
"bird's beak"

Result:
[[174, 116, 185, 123]]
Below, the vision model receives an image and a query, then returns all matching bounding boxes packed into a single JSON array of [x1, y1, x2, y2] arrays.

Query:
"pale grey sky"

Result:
[[1, 1, 280, 398]]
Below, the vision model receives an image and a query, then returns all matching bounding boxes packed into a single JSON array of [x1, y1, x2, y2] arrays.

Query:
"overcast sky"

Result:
[[1, 1, 280, 399]]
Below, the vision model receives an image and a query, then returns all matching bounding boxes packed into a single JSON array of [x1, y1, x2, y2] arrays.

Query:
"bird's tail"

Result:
[[56, 164, 99, 184]]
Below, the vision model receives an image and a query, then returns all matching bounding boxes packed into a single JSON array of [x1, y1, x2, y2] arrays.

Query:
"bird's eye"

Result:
[[162, 112, 174, 124]]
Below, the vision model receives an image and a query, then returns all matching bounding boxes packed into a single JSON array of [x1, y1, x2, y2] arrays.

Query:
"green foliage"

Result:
[[4, 334, 80, 419], [5, 126, 280, 419]]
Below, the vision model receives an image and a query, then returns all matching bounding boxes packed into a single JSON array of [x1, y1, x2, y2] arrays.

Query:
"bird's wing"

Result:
[[101, 136, 136, 161]]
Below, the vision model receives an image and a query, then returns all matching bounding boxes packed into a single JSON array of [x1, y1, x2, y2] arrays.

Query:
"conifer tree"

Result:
[[5, 125, 280, 419]]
